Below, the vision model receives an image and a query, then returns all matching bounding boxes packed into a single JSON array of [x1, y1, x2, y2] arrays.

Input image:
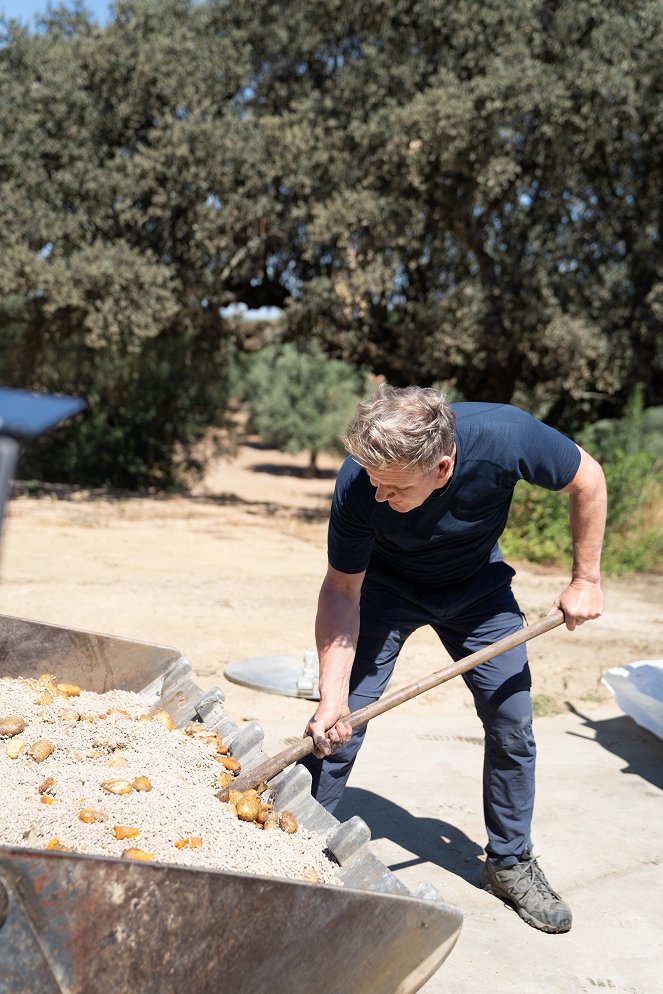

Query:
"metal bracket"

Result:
[[194, 686, 226, 726]]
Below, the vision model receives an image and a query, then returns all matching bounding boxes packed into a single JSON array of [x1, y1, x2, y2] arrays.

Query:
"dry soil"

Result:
[[1, 435, 661, 994]]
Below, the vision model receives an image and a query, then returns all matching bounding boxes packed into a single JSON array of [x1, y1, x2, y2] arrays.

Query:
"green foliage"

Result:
[[8, 321, 232, 488], [501, 485, 571, 568], [249, 0, 663, 427], [2, 1, 663, 486], [243, 343, 365, 474], [531, 693, 565, 718], [582, 387, 663, 460], [0, 1, 245, 486], [502, 396, 663, 575]]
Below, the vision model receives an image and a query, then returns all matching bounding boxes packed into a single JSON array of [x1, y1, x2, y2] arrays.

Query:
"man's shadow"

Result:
[[335, 787, 484, 886], [565, 702, 663, 791]]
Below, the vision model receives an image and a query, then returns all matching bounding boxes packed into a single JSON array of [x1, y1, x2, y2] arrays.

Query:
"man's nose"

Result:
[[374, 483, 393, 502]]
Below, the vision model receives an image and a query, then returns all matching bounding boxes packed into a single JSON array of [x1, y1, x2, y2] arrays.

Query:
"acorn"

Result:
[[132, 776, 152, 792], [257, 805, 274, 825], [236, 795, 261, 822], [279, 811, 298, 834], [101, 779, 133, 795], [0, 716, 26, 738], [28, 740, 54, 763], [113, 825, 140, 841]]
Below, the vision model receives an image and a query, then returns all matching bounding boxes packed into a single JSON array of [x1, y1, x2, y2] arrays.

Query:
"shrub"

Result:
[[243, 343, 365, 475], [502, 393, 663, 575], [8, 325, 232, 490]]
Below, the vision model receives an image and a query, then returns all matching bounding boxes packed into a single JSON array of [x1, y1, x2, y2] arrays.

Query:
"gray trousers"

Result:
[[300, 561, 535, 867]]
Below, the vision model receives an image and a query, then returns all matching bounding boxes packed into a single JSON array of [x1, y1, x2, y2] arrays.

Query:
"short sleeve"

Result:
[[501, 408, 581, 490], [327, 458, 375, 574]]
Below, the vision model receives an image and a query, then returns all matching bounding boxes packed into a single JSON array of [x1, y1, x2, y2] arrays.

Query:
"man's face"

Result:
[[365, 450, 455, 513]]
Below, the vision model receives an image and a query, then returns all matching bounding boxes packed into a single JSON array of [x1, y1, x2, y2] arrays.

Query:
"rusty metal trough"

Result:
[[0, 613, 462, 994]]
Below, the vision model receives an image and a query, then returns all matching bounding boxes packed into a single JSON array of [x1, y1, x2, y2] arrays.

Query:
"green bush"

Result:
[[502, 394, 663, 575], [502, 450, 662, 575], [7, 325, 232, 490], [243, 342, 366, 475]]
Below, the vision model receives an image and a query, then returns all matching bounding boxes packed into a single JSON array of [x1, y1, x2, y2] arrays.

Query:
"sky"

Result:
[[1, 1, 112, 25]]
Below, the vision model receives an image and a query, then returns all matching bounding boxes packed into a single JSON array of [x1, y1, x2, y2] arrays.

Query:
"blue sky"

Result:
[[0, 1, 112, 25]]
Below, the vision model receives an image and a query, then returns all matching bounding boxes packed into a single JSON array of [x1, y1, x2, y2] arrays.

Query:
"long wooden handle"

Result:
[[218, 610, 565, 798]]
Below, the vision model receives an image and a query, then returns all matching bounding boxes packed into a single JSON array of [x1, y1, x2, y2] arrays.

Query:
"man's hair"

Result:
[[344, 385, 456, 473]]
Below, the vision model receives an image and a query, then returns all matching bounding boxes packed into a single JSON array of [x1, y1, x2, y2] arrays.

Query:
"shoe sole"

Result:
[[481, 875, 572, 934]]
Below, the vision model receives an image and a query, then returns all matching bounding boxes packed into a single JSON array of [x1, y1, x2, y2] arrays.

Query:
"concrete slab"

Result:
[[335, 700, 663, 994]]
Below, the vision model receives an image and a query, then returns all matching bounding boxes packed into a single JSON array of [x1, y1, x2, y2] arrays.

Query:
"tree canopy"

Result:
[[1, 0, 661, 484]]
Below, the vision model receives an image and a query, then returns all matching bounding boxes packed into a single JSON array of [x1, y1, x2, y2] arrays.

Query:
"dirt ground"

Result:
[[1, 436, 662, 993], [3, 435, 661, 718]]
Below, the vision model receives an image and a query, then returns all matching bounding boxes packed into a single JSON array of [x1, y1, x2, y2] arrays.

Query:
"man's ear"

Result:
[[435, 446, 456, 482], [435, 457, 450, 481]]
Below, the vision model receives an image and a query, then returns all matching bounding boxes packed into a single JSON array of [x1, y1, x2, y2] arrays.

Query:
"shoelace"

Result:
[[510, 856, 562, 902]]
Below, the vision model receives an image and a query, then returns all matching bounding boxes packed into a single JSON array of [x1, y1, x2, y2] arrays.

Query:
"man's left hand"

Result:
[[550, 577, 604, 631]]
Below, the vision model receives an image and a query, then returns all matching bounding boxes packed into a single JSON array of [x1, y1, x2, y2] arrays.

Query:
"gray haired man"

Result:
[[301, 386, 606, 933]]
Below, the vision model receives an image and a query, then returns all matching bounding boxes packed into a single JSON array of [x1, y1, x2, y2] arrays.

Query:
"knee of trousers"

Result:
[[484, 717, 535, 758]]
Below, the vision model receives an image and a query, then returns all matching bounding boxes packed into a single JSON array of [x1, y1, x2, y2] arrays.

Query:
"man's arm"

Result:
[[552, 445, 607, 630], [305, 564, 365, 757]]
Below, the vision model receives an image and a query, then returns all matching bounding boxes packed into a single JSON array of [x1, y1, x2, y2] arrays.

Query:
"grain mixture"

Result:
[[0, 676, 340, 885]]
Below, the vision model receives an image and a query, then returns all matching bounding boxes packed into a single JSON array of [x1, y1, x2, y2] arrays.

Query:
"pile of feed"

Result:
[[0, 675, 340, 885]]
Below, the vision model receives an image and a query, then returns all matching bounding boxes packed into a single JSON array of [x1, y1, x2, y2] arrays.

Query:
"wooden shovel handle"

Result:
[[218, 610, 565, 798]]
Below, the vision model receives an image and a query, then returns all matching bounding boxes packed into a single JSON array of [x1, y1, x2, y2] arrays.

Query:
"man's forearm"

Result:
[[315, 579, 360, 709], [567, 450, 607, 582], [304, 568, 364, 754], [555, 447, 607, 628]]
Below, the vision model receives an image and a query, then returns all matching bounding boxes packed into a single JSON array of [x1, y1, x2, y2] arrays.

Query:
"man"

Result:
[[300, 386, 606, 934]]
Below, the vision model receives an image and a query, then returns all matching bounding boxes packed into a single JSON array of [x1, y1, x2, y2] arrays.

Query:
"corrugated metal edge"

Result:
[[190, 682, 432, 899]]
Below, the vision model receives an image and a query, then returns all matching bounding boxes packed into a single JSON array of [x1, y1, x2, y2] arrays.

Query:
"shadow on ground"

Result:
[[565, 702, 663, 791], [335, 787, 485, 886], [247, 462, 338, 480], [11, 481, 331, 521]]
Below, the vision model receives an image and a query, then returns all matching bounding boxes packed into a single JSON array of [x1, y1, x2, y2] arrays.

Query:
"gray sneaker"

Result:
[[481, 852, 572, 933]]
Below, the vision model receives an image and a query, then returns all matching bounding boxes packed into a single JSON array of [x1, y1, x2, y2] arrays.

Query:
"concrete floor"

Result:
[[335, 700, 663, 994]]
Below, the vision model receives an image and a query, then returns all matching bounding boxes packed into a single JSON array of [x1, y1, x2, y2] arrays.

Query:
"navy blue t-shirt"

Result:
[[327, 403, 580, 586]]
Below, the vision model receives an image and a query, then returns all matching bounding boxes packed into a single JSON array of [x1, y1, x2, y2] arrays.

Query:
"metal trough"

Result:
[[0, 613, 462, 994]]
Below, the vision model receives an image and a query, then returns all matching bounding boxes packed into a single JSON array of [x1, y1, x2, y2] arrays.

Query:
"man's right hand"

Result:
[[305, 701, 352, 759]]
